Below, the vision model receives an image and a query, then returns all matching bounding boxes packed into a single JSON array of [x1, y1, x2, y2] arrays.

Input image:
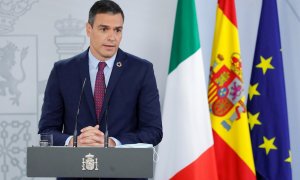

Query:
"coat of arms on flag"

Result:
[[208, 52, 246, 131]]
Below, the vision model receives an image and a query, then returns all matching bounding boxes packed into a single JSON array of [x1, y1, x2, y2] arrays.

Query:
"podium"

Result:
[[27, 147, 153, 178]]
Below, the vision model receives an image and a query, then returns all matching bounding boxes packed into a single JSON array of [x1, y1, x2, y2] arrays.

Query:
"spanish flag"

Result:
[[208, 0, 256, 179]]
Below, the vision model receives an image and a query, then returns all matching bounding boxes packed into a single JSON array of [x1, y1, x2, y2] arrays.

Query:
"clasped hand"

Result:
[[70, 125, 116, 147]]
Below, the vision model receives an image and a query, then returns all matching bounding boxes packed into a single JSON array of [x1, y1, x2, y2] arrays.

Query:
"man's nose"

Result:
[[107, 30, 116, 41]]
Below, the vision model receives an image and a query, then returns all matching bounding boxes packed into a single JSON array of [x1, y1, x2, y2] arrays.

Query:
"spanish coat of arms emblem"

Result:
[[82, 153, 99, 171]]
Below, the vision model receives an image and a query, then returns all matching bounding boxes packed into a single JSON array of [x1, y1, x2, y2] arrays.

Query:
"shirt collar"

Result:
[[88, 49, 116, 69]]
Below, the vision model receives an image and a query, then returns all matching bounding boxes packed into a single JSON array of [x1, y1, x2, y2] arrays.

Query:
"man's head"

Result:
[[86, 0, 124, 61]]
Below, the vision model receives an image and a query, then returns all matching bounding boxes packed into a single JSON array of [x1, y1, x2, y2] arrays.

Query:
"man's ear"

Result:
[[86, 22, 92, 37]]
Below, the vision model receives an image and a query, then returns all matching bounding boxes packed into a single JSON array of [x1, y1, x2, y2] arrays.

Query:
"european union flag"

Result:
[[247, 0, 292, 179]]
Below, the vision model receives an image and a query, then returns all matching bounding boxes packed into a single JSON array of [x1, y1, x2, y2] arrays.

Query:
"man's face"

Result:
[[86, 13, 123, 61]]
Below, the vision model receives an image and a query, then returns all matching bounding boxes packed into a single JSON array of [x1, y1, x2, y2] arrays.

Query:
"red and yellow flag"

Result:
[[208, 0, 256, 179]]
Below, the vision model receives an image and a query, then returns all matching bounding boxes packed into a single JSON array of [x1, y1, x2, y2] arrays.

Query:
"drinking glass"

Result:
[[39, 133, 53, 147]]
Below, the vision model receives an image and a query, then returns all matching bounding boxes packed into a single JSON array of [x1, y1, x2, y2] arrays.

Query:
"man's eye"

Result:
[[100, 28, 107, 32], [115, 29, 122, 33]]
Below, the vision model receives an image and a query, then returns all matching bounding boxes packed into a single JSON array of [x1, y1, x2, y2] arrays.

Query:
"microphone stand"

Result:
[[104, 108, 109, 148], [73, 78, 86, 147]]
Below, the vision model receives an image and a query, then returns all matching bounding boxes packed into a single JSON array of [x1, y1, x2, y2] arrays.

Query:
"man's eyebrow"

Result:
[[96, 24, 123, 29], [97, 24, 109, 28]]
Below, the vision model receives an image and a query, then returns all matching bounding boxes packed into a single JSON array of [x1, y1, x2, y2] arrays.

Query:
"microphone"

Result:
[[73, 78, 86, 147], [102, 90, 110, 148]]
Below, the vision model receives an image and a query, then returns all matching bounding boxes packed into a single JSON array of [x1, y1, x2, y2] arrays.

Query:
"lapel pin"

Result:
[[116, 61, 122, 67]]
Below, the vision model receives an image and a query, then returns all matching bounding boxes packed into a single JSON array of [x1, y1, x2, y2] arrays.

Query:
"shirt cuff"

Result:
[[110, 137, 122, 146], [65, 136, 73, 146]]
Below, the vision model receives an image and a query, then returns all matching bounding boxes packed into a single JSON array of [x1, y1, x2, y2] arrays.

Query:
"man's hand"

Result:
[[79, 125, 104, 146], [68, 125, 116, 147]]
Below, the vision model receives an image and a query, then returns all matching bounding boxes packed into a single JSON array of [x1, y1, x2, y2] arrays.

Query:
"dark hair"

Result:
[[88, 0, 124, 26]]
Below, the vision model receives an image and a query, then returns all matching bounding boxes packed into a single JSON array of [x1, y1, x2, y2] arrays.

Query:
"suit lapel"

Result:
[[99, 49, 127, 121], [78, 49, 97, 122]]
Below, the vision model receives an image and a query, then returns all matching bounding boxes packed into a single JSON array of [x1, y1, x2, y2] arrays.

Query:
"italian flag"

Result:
[[154, 0, 218, 179]]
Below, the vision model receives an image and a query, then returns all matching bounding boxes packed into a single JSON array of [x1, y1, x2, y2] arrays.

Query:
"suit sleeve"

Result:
[[118, 63, 163, 146], [38, 63, 69, 146]]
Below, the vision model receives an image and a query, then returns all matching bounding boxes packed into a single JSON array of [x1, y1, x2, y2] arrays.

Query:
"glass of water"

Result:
[[39, 133, 53, 147]]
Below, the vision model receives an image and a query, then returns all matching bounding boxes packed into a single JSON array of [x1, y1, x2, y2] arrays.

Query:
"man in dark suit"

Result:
[[38, 0, 162, 177]]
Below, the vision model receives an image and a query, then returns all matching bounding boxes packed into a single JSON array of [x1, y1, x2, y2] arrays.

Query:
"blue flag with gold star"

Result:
[[247, 0, 292, 179]]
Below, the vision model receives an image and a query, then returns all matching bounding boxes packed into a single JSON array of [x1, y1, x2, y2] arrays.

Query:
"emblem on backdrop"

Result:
[[38, 15, 87, 101], [54, 15, 86, 60], [0, 42, 27, 106], [0, 36, 37, 111], [0, 0, 38, 34]]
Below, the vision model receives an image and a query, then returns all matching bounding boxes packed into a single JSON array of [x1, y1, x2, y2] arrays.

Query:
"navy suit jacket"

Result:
[[39, 48, 162, 147]]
